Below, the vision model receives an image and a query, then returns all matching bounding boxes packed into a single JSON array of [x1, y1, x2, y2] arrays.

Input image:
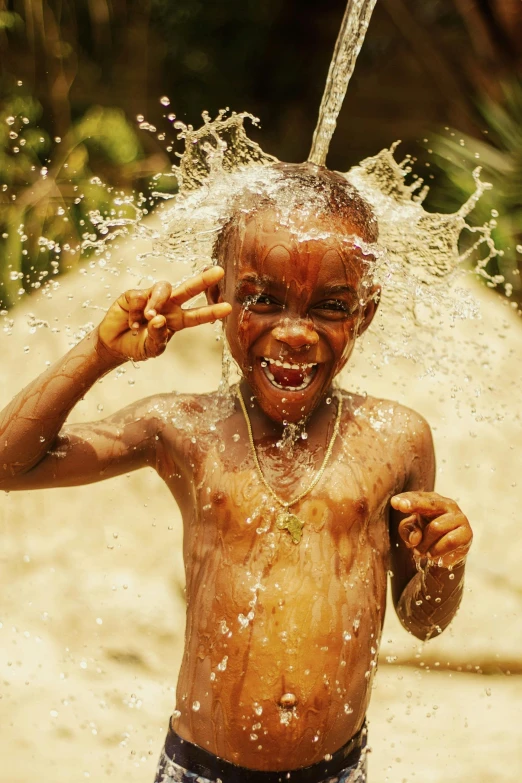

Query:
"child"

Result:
[[0, 164, 472, 783]]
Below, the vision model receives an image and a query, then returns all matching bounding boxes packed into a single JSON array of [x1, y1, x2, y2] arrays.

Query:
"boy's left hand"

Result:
[[391, 491, 472, 568]]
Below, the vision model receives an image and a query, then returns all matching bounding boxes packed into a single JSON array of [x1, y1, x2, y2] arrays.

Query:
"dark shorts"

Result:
[[154, 720, 368, 783]]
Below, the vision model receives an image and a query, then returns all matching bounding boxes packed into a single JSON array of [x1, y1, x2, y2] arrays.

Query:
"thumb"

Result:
[[398, 513, 423, 548], [143, 315, 171, 358]]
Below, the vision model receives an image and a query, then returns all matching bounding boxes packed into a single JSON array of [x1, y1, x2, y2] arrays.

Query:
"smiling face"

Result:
[[212, 206, 380, 425]]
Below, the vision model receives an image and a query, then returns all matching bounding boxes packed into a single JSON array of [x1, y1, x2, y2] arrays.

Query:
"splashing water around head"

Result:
[[99, 108, 496, 379]]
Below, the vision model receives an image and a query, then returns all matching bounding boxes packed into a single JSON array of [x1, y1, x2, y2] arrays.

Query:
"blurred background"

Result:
[[1, 2, 522, 782], [1, 0, 522, 308]]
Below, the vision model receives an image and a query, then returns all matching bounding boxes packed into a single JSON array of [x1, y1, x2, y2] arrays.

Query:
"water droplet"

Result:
[[216, 655, 228, 672], [192, 700, 200, 712], [160, 96, 171, 107]]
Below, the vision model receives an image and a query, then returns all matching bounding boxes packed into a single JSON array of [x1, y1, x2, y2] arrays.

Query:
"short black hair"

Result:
[[213, 162, 378, 266]]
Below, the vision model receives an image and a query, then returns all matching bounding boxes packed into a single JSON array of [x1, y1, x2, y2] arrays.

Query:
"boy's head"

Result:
[[208, 162, 380, 424]]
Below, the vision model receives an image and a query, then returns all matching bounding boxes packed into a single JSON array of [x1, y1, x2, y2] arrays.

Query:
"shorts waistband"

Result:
[[163, 720, 367, 783]]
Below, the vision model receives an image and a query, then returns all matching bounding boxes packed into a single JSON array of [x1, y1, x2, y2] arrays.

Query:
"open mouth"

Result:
[[259, 357, 318, 392]]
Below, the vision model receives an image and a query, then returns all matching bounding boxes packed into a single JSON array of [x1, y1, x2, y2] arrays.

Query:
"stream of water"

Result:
[[308, 0, 378, 166]]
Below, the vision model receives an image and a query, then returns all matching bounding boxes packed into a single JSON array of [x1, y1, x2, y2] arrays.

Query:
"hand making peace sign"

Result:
[[97, 266, 231, 363]]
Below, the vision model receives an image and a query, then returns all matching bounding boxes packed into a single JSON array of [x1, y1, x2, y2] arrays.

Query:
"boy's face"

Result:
[[212, 209, 379, 424]]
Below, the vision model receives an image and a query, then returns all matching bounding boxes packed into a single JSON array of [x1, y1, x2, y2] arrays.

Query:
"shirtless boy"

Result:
[[0, 164, 472, 783]]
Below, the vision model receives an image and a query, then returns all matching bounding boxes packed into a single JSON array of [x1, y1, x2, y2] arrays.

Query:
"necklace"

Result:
[[237, 387, 343, 544]]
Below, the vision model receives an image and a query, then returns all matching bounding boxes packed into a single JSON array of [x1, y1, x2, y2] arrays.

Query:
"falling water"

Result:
[[308, 0, 378, 166]]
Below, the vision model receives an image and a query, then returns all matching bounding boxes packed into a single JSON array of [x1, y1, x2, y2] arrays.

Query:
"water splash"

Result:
[[2, 108, 500, 377], [132, 112, 498, 373]]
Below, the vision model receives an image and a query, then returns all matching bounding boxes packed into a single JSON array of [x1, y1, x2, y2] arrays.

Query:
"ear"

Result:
[[357, 285, 381, 337]]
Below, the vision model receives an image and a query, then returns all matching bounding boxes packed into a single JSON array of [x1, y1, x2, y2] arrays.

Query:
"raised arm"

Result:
[[389, 413, 473, 641], [0, 268, 231, 492]]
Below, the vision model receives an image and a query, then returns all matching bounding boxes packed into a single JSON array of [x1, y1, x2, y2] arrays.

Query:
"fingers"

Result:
[[166, 301, 232, 332], [414, 512, 465, 554], [170, 266, 225, 307], [125, 281, 173, 330], [393, 491, 472, 567], [143, 314, 170, 358], [144, 281, 173, 321], [425, 529, 472, 565], [398, 510, 472, 566], [123, 289, 150, 332], [391, 491, 457, 519], [112, 269, 229, 360]]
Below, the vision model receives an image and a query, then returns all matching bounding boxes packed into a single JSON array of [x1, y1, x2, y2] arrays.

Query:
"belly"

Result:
[[175, 546, 386, 769]]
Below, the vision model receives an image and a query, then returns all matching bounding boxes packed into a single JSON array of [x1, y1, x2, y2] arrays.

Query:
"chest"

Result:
[[192, 427, 400, 545]]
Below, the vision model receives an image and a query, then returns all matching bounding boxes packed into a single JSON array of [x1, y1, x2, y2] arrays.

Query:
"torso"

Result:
[[153, 389, 414, 769]]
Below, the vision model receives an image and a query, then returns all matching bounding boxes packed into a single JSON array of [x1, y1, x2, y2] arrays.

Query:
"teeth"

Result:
[[260, 359, 317, 392], [263, 357, 317, 370]]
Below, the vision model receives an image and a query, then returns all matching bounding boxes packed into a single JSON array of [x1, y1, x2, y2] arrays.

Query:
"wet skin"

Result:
[[0, 214, 473, 771], [161, 388, 430, 767]]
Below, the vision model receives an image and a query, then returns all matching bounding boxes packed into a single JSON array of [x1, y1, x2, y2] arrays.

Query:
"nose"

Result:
[[271, 316, 319, 349]]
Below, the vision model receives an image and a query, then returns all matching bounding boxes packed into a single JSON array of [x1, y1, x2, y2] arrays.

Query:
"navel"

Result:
[[279, 692, 298, 709]]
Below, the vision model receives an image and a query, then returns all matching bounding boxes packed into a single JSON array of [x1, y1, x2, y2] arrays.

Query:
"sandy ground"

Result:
[[1, 227, 522, 781]]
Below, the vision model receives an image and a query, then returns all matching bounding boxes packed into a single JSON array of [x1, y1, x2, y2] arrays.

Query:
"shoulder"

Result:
[[343, 391, 430, 433], [340, 390, 434, 470], [133, 390, 236, 436], [366, 395, 434, 489]]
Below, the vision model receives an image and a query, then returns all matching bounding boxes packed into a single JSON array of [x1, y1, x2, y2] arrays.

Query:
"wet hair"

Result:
[[213, 161, 378, 266]]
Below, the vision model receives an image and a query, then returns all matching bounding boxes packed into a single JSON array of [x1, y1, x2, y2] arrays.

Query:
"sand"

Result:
[[1, 226, 522, 781]]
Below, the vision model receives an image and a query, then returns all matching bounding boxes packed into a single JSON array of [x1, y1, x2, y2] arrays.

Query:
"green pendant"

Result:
[[276, 511, 304, 544]]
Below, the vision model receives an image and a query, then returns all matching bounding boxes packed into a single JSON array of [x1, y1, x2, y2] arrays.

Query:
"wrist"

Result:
[[91, 326, 127, 370]]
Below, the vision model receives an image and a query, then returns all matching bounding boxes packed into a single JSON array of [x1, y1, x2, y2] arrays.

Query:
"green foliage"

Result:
[[0, 89, 147, 309], [427, 81, 522, 303], [75, 107, 141, 166]]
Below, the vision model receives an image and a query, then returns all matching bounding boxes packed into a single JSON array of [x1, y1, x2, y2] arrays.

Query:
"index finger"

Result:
[[391, 491, 457, 518], [169, 266, 225, 307]]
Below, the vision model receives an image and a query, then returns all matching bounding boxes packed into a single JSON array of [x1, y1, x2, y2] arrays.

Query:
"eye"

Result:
[[314, 299, 358, 319], [254, 294, 276, 306], [321, 300, 349, 311], [243, 293, 282, 312]]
